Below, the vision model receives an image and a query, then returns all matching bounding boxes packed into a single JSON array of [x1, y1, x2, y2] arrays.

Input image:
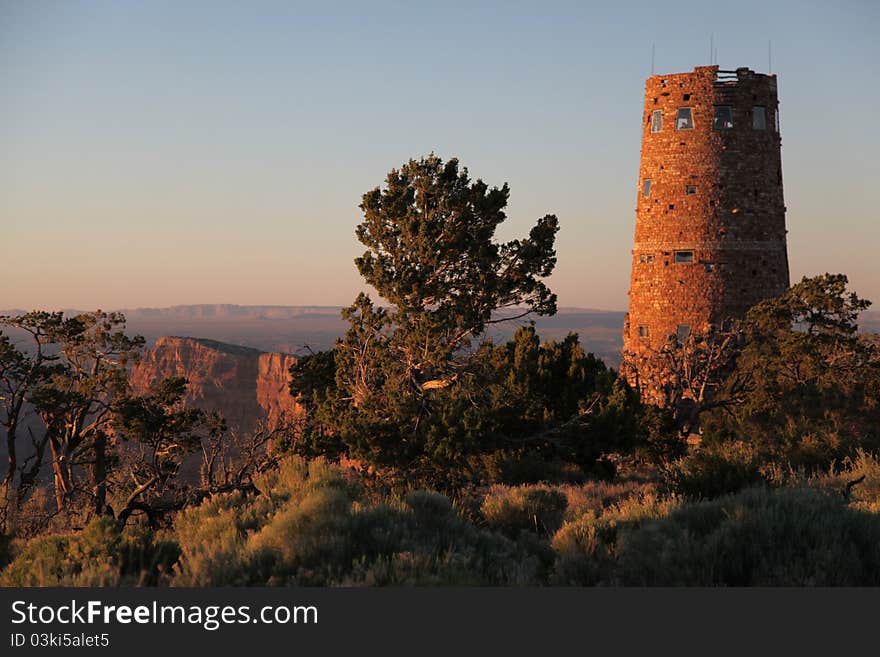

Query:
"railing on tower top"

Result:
[[715, 70, 740, 82]]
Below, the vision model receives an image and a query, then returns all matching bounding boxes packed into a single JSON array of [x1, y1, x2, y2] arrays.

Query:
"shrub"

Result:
[[173, 492, 259, 586], [1, 517, 177, 586], [481, 485, 568, 538], [346, 489, 552, 586], [478, 449, 582, 485], [249, 486, 353, 584], [613, 486, 880, 585], [552, 493, 675, 585], [811, 450, 880, 512], [404, 490, 453, 518], [171, 456, 547, 586], [663, 441, 771, 499], [636, 404, 685, 464], [558, 478, 657, 522], [174, 456, 352, 586], [344, 504, 546, 586], [254, 456, 355, 507], [9, 451, 880, 587]]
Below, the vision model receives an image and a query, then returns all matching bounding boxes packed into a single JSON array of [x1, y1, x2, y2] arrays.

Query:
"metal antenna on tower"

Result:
[[651, 43, 655, 75], [709, 34, 713, 64]]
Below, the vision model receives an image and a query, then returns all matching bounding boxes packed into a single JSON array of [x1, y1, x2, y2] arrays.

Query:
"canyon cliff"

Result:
[[130, 336, 303, 433]]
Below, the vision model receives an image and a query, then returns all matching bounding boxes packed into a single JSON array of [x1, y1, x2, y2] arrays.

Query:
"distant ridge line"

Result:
[[158, 335, 267, 356]]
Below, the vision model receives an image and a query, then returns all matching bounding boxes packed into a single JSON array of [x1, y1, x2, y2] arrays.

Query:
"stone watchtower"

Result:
[[623, 65, 789, 376]]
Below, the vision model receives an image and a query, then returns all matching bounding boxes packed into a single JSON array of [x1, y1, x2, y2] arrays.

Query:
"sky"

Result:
[[1, 0, 878, 311]]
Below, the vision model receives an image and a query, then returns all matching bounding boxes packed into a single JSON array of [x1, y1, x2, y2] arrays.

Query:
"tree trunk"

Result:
[[17, 426, 48, 506], [0, 418, 15, 532], [49, 435, 72, 511], [91, 431, 107, 515], [3, 416, 17, 497]]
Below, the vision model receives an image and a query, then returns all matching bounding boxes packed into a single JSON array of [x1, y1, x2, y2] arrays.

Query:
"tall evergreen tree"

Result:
[[293, 155, 563, 485]]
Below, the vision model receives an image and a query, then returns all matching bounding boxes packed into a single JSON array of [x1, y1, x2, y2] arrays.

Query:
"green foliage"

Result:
[[0, 517, 178, 586], [0, 315, 69, 507], [704, 274, 880, 469], [292, 156, 578, 487], [811, 450, 880, 512], [552, 492, 674, 585], [249, 486, 353, 585], [636, 404, 685, 464], [112, 376, 220, 524], [297, 321, 635, 487], [478, 449, 582, 486], [355, 155, 558, 373], [114, 377, 204, 450], [173, 457, 348, 586], [5, 454, 880, 586], [558, 477, 658, 520], [172, 456, 548, 586], [343, 491, 552, 585], [611, 487, 880, 585], [3, 310, 145, 515], [553, 485, 880, 585], [663, 442, 773, 500], [481, 485, 568, 538], [172, 492, 261, 586], [285, 156, 701, 487], [481, 327, 608, 432], [289, 348, 337, 413]]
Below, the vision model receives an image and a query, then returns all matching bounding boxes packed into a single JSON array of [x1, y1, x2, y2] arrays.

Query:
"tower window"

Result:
[[643, 178, 652, 197], [685, 185, 697, 195], [713, 106, 734, 130], [677, 325, 691, 341], [638, 325, 650, 338], [675, 108, 694, 130], [651, 110, 662, 133], [705, 263, 715, 272], [639, 254, 655, 263], [674, 250, 694, 263], [774, 110, 780, 133], [752, 106, 767, 130]]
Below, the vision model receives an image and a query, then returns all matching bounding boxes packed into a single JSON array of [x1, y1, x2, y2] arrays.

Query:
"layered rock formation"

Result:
[[256, 352, 301, 430], [130, 336, 302, 433]]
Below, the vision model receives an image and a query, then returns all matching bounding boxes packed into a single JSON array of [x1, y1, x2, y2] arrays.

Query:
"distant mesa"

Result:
[[3, 306, 877, 371], [120, 304, 344, 320]]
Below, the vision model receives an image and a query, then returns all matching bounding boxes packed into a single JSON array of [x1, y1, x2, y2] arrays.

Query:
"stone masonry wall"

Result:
[[623, 65, 789, 367]]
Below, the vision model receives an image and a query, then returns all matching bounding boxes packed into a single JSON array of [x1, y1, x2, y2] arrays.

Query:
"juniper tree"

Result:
[[293, 155, 569, 485], [0, 313, 66, 524], [702, 273, 880, 467], [28, 312, 144, 513], [112, 377, 218, 526], [353, 155, 558, 389]]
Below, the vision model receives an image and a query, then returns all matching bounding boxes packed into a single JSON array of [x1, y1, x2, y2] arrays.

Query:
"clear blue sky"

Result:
[[2, 0, 878, 311]]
